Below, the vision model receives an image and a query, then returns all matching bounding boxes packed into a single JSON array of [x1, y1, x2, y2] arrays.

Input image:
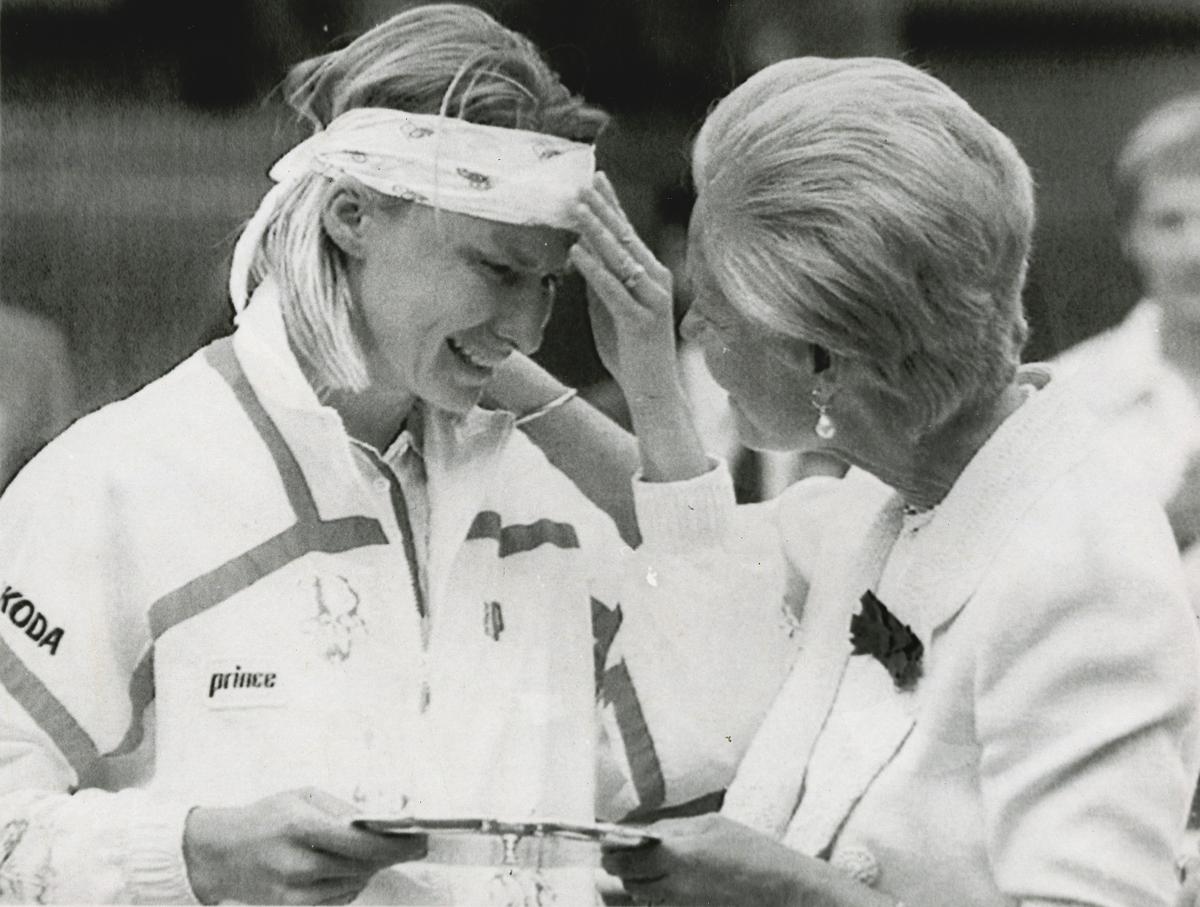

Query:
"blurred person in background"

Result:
[[1057, 94, 1200, 607], [0, 306, 75, 493], [1054, 92, 1200, 893], [508, 56, 1200, 905], [0, 6, 793, 904]]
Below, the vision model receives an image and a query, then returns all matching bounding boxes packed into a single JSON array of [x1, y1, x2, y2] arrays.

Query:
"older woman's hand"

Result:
[[569, 173, 710, 483], [569, 173, 677, 401], [601, 814, 891, 907]]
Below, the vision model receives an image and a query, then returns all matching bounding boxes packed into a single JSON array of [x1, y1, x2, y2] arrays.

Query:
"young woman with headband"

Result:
[[0, 6, 796, 904]]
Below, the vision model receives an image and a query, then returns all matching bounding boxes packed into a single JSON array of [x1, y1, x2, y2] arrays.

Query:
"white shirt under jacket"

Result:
[[0, 284, 798, 904], [640, 366, 1200, 906]]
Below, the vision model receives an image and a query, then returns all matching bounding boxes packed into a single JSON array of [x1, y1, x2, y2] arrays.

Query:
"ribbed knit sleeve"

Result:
[[631, 459, 736, 554]]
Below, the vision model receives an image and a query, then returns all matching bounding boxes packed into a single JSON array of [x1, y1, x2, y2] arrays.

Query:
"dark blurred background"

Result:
[[3, 0, 1200, 419]]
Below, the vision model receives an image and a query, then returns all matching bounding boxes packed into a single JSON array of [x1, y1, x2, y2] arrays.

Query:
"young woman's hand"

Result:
[[570, 173, 677, 403], [183, 787, 426, 905], [602, 813, 893, 907]]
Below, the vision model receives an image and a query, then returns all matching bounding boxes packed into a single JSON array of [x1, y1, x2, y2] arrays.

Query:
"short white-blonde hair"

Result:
[[245, 3, 606, 394], [692, 57, 1035, 434]]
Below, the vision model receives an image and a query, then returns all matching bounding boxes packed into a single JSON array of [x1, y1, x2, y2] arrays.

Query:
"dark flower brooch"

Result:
[[849, 590, 923, 691]]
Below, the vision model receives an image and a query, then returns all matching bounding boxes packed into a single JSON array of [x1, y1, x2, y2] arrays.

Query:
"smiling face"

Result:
[[349, 201, 573, 414]]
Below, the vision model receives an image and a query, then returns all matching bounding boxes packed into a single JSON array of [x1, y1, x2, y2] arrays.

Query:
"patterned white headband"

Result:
[[229, 107, 596, 311]]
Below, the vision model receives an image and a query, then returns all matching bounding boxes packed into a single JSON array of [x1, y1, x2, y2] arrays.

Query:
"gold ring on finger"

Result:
[[622, 265, 647, 289]]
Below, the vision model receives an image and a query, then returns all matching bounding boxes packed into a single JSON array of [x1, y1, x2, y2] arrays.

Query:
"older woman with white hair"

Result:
[[506, 57, 1200, 906]]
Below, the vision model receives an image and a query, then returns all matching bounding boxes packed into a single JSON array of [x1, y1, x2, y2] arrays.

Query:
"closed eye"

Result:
[[481, 259, 519, 284]]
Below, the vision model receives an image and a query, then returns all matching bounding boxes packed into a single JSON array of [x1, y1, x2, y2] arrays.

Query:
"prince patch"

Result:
[[206, 661, 286, 710]]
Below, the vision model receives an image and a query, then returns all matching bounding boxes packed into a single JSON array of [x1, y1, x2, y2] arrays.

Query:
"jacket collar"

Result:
[[883, 364, 1095, 642], [229, 281, 515, 594], [727, 365, 1101, 855]]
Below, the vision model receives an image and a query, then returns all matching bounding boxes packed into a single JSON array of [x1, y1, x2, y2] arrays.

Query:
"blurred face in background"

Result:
[[1126, 171, 1200, 323]]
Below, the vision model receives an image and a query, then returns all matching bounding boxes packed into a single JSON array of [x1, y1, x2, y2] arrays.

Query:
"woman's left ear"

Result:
[[321, 178, 374, 260]]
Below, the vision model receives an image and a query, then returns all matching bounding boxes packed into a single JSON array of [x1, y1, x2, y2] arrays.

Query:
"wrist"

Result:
[[182, 806, 228, 905], [624, 373, 696, 432], [483, 353, 565, 413], [621, 362, 690, 412], [626, 379, 709, 483], [123, 795, 204, 906], [514, 387, 578, 426]]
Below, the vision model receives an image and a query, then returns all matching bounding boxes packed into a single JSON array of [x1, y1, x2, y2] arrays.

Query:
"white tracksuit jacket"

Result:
[[0, 292, 798, 903]]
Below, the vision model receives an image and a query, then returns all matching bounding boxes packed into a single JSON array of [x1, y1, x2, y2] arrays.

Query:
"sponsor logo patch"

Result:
[[0, 585, 64, 655], [206, 662, 286, 710]]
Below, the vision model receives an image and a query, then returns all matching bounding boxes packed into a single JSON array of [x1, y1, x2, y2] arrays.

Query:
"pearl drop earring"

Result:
[[815, 404, 836, 440], [811, 387, 836, 440], [809, 346, 836, 439]]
